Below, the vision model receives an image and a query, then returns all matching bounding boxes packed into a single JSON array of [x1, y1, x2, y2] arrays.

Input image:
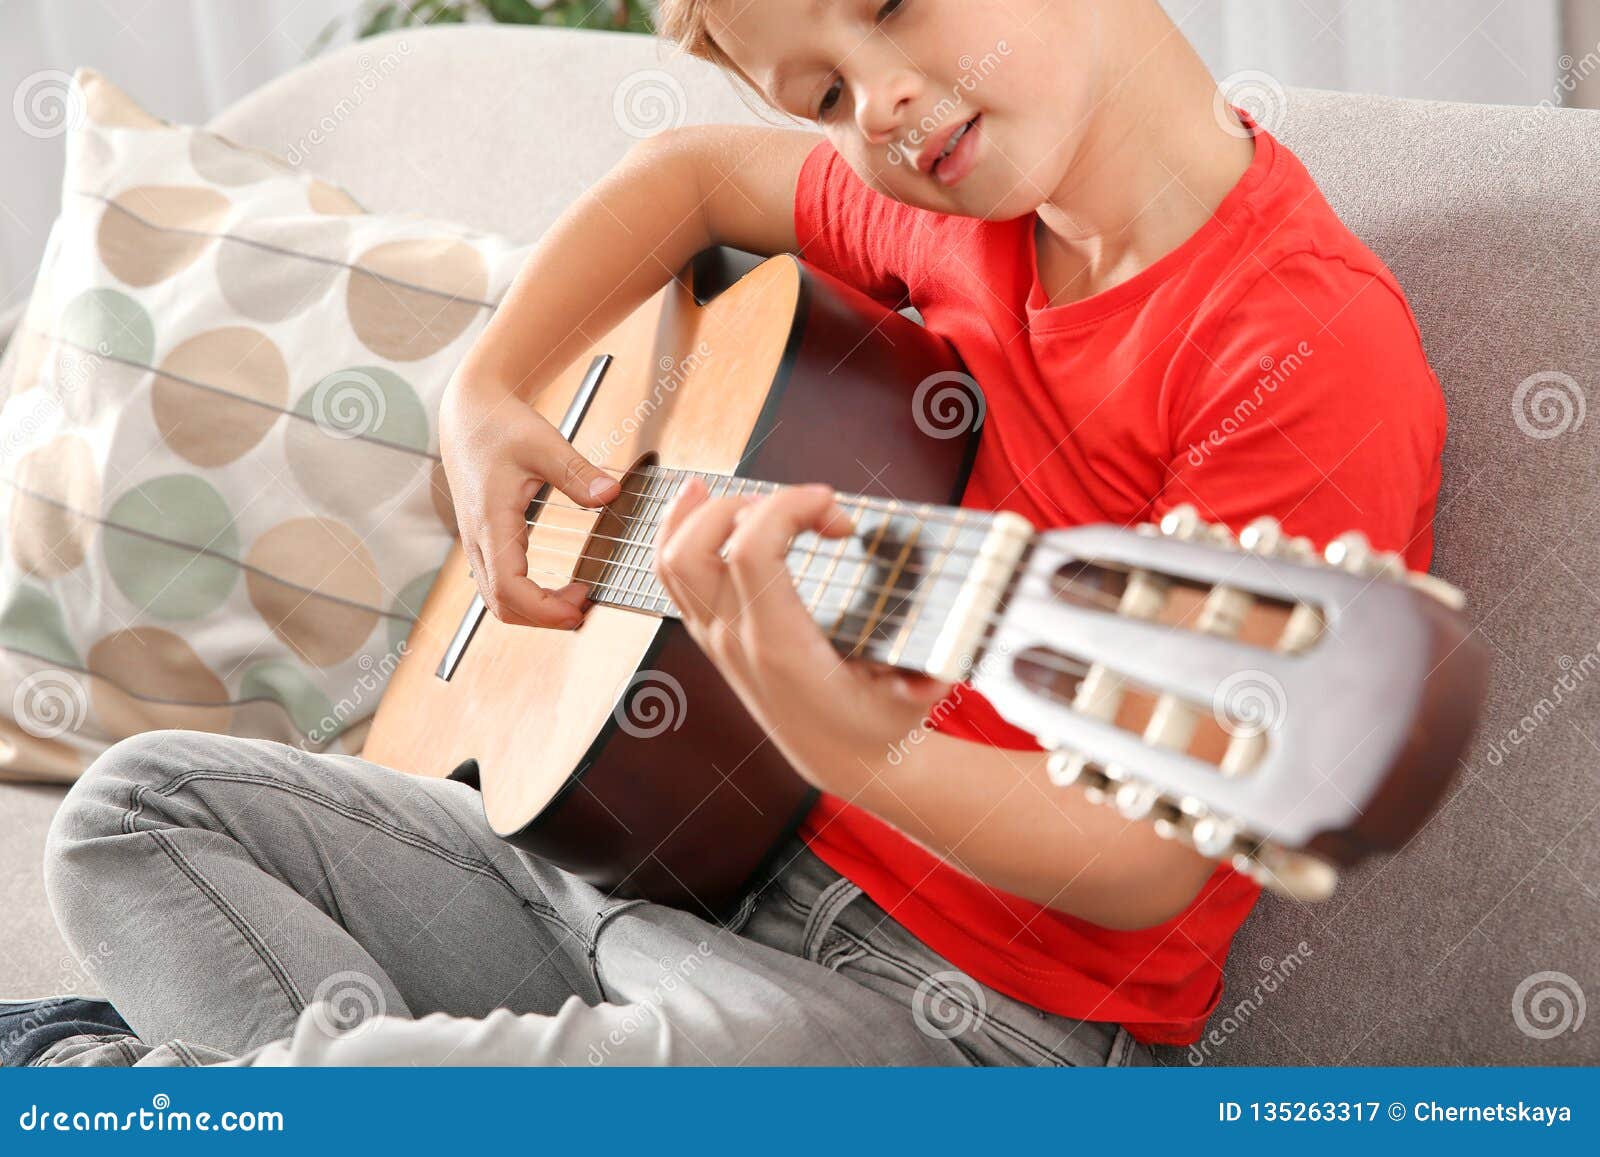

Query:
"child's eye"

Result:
[[877, 0, 905, 19], [816, 79, 844, 120]]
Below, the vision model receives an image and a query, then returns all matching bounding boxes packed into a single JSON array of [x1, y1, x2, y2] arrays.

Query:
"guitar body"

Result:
[[365, 249, 980, 919]]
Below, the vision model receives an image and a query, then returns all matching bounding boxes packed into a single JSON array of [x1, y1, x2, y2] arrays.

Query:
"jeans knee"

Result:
[[44, 730, 198, 917]]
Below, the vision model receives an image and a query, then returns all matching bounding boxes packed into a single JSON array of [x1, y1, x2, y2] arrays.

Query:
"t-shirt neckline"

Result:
[[1024, 107, 1276, 331]]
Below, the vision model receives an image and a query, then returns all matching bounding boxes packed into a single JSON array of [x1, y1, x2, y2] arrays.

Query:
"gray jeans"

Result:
[[38, 729, 1154, 1067]]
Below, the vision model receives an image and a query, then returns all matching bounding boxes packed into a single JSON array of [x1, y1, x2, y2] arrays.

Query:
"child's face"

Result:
[[705, 0, 1108, 220]]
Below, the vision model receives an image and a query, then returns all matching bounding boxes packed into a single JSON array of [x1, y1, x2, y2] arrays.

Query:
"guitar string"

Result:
[[535, 467, 995, 527], [525, 491, 1017, 574], [499, 540, 1188, 686], [514, 515, 1128, 611], [496, 554, 1105, 686], [515, 548, 1123, 632], [462, 471, 1295, 669], [581, 462, 998, 527], [506, 523, 1130, 621]]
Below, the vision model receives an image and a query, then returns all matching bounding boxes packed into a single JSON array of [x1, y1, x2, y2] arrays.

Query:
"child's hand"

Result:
[[653, 478, 954, 794], [439, 373, 619, 629]]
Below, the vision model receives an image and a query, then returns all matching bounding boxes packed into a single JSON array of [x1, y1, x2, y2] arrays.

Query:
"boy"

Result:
[[17, 0, 1442, 1066]]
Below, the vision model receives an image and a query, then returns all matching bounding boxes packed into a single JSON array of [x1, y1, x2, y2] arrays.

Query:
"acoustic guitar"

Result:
[[365, 247, 1487, 920]]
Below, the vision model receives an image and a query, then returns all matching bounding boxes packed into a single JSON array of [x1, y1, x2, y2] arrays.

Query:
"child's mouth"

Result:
[[931, 113, 982, 187]]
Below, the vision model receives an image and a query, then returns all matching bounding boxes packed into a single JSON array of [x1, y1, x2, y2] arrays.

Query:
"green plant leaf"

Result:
[[484, 0, 543, 23]]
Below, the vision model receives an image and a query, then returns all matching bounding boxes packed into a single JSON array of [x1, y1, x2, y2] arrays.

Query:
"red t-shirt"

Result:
[[791, 121, 1446, 1046]]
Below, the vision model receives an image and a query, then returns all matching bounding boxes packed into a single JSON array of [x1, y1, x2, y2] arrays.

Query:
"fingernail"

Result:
[[588, 475, 615, 500]]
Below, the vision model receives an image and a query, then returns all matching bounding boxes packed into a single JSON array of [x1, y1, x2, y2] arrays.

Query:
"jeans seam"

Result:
[[780, 887, 1122, 1068], [842, 930, 1071, 1066], [171, 1039, 201, 1068], [129, 767, 576, 937], [800, 878, 865, 962], [146, 824, 308, 1017]]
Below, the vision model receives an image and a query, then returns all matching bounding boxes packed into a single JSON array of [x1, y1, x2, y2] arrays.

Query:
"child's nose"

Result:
[[856, 69, 921, 143]]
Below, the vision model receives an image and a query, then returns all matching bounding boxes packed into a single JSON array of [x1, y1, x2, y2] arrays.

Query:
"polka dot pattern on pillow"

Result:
[[0, 69, 534, 782]]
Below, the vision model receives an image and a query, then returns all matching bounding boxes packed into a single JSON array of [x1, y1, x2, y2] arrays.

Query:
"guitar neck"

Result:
[[573, 465, 1033, 680]]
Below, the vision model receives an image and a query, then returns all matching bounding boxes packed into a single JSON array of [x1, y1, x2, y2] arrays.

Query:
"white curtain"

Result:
[[0, 0, 364, 312], [1164, 0, 1566, 107]]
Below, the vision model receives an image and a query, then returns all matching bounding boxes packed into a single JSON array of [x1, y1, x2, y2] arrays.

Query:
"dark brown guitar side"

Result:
[[365, 249, 980, 921]]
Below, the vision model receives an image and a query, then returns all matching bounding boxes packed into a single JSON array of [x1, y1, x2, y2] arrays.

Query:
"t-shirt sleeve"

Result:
[[1158, 252, 1447, 570], [792, 138, 919, 311]]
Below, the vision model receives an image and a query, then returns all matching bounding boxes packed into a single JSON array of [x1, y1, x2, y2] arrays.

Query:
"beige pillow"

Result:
[[0, 69, 532, 782]]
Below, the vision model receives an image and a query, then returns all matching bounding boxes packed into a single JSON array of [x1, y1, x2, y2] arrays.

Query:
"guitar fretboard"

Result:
[[552, 464, 1005, 676]]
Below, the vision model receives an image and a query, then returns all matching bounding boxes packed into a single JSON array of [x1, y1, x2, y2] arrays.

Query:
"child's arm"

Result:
[[440, 126, 822, 629]]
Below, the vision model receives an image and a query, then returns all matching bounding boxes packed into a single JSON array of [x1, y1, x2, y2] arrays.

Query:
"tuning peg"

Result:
[[1407, 571, 1468, 610], [1159, 504, 1203, 539], [1114, 781, 1159, 820], [1238, 516, 1283, 554], [1045, 750, 1084, 787], [1191, 815, 1238, 858], [1248, 844, 1339, 902], [1324, 530, 1373, 573], [1283, 536, 1316, 562]]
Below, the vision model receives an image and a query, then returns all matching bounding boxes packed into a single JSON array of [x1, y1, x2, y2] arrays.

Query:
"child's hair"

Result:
[[654, 0, 772, 110], [654, 0, 728, 68]]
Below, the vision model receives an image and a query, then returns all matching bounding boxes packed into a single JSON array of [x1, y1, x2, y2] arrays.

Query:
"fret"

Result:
[[588, 491, 627, 608], [886, 503, 963, 668], [578, 468, 1019, 680], [790, 530, 825, 611], [842, 499, 920, 660], [605, 470, 637, 610], [806, 515, 858, 619], [617, 468, 660, 610], [631, 468, 673, 609], [825, 511, 894, 648]]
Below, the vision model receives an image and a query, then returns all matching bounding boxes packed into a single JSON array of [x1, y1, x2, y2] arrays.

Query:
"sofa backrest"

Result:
[[214, 26, 1600, 1065]]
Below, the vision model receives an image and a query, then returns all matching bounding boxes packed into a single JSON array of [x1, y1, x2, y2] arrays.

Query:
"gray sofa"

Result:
[[2, 26, 1595, 1065]]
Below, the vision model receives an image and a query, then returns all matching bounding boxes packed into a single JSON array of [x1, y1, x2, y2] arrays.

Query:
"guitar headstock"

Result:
[[969, 507, 1489, 901]]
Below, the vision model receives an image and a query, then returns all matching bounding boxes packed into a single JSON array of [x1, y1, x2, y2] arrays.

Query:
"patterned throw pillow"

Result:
[[0, 69, 532, 782]]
